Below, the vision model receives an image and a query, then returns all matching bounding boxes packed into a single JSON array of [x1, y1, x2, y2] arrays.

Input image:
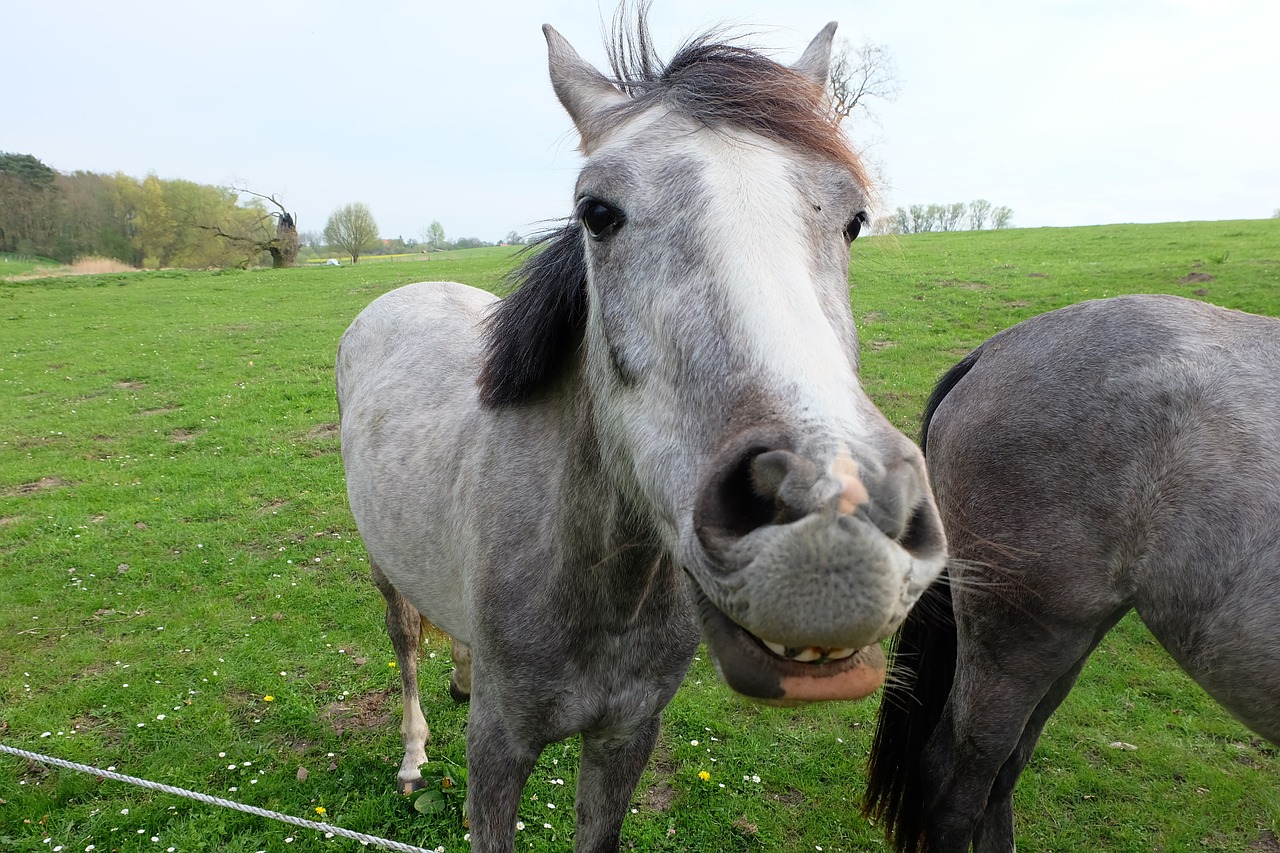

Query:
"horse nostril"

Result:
[[695, 437, 830, 559], [896, 500, 946, 561], [706, 446, 778, 539]]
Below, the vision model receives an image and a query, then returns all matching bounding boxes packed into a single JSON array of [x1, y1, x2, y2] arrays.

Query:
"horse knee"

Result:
[[450, 638, 473, 702]]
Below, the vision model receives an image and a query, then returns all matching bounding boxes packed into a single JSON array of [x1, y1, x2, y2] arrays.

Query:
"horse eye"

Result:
[[579, 198, 625, 241], [844, 210, 869, 243]]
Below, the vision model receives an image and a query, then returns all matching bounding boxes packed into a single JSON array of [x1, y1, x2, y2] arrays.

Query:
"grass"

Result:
[[0, 253, 61, 279], [1, 221, 1278, 852]]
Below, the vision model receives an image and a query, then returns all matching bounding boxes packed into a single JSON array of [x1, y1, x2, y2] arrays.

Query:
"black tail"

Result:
[[863, 346, 981, 851], [862, 574, 957, 852]]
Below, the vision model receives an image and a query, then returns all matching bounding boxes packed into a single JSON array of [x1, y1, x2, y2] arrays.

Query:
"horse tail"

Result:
[[919, 345, 982, 454], [862, 573, 956, 852], [862, 346, 981, 852]]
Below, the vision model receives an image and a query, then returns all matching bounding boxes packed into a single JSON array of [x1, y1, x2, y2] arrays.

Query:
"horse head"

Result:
[[487, 19, 947, 706]]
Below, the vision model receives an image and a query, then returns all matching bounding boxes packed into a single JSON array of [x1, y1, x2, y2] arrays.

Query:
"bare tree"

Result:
[[188, 186, 300, 268], [827, 39, 901, 126], [992, 206, 1015, 229], [968, 199, 993, 230], [325, 202, 380, 264]]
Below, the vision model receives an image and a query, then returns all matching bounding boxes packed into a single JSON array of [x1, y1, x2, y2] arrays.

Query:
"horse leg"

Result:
[[464, 696, 542, 853], [449, 637, 472, 703], [970, 613, 1124, 853], [370, 559, 430, 794], [573, 715, 662, 853], [922, 613, 1122, 853]]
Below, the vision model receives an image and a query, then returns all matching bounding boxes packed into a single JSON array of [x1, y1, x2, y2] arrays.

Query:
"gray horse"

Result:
[[864, 293, 1280, 852], [337, 15, 946, 853]]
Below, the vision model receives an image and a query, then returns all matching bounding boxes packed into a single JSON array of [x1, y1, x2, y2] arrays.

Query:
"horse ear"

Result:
[[544, 24, 628, 147], [793, 22, 839, 88]]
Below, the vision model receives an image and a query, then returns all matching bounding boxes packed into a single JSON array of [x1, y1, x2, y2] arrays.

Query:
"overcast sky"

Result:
[[7, 0, 1278, 242]]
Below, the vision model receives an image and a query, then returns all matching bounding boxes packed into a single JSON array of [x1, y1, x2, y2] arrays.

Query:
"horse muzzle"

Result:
[[686, 427, 946, 704]]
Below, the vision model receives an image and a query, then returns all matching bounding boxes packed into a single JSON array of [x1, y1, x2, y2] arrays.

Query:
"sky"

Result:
[[7, 0, 1278, 242]]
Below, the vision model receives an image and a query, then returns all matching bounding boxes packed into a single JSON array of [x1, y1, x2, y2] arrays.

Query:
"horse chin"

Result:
[[690, 582, 886, 706]]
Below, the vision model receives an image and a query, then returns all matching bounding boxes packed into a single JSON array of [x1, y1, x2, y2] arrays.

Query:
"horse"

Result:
[[336, 14, 947, 853], [863, 293, 1280, 853]]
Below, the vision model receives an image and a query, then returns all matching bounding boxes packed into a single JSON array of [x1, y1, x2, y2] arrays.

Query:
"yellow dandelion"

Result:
[[263, 695, 274, 702], [315, 806, 327, 816], [698, 770, 711, 781], [388, 661, 397, 668]]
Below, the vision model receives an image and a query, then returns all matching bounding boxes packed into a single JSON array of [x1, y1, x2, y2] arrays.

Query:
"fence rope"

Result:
[[0, 742, 442, 853]]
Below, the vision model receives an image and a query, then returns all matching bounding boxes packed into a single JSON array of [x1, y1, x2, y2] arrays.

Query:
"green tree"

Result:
[[0, 152, 60, 256], [325, 202, 379, 264], [423, 220, 447, 250]]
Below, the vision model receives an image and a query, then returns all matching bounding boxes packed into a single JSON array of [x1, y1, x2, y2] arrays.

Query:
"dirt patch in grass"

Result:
[[1251, 831, 1280, 852], [5, 476, 71, 497], [870, 339, 899, 351], [170, 428, 202, 443], [257, 499, 291, 515], [636, 743, 677, 813], [1026, 272, 1050, 278], [769, 785, 806, 807], [115, 381, 145, 391], [1179, 272, 1216, 284], [139, 406, 180, 416], [0, 516, 19, 526], [323, 688, 393, 736], [307, 423, 340, 440]]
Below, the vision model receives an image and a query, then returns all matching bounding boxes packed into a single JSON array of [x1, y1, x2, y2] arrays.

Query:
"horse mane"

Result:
[[478, 8, 868, 408], [920, 346, 983, 454], [477, 224, 587, 408]]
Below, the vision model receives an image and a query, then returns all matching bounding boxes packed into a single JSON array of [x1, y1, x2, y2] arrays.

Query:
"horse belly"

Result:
[[338, 282, 499, 642]]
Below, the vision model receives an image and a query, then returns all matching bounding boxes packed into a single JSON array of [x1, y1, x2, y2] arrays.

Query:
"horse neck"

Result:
[[544, 382, 685, 626]]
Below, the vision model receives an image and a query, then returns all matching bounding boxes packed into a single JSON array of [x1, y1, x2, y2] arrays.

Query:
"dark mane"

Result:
[[479, 9, 867, 408], [477, 225, 587, 408]]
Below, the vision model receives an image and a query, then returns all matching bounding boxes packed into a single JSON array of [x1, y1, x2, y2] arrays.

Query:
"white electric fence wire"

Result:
[[0, 742, 442, 853]]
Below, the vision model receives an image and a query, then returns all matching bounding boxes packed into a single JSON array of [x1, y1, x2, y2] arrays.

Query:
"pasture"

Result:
[[2, 219, 1278, 852]]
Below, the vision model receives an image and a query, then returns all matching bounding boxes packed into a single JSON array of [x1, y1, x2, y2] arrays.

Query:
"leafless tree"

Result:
[[190, 186, 300, 268], [968, 199, 994, 230], [827, 39, 901, 126]]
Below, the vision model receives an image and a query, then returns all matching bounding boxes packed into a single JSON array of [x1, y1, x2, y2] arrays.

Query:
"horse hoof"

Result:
[[401, 777, 426, 796], [448, 680, 471, 704]]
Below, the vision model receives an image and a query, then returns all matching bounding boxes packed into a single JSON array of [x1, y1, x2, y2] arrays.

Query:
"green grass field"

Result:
[[2, 222, 1278, 852]]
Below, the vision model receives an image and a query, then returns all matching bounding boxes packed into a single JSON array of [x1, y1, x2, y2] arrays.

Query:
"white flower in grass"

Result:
[[516, 822, 525, 830]]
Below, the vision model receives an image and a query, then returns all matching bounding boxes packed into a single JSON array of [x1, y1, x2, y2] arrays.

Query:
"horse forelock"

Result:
[[477, 225, 587, 408], [599, 11, 870, 189], [479, 12, 869, 409]]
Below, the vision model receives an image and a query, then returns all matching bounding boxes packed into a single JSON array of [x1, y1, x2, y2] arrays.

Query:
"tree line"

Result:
[[0, 152, 295, 268], [880, 200, 1014, 235]]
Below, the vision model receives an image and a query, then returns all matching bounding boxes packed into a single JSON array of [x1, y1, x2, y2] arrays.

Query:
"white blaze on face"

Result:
[[694, 133, 867, 444]]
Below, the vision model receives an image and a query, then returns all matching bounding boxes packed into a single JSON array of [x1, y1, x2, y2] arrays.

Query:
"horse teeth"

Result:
[[761, 641, 855, 663]]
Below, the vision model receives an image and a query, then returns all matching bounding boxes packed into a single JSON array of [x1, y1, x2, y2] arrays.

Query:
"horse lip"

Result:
[[690, 511, 920, 649], [688, 581, 886, 705]]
